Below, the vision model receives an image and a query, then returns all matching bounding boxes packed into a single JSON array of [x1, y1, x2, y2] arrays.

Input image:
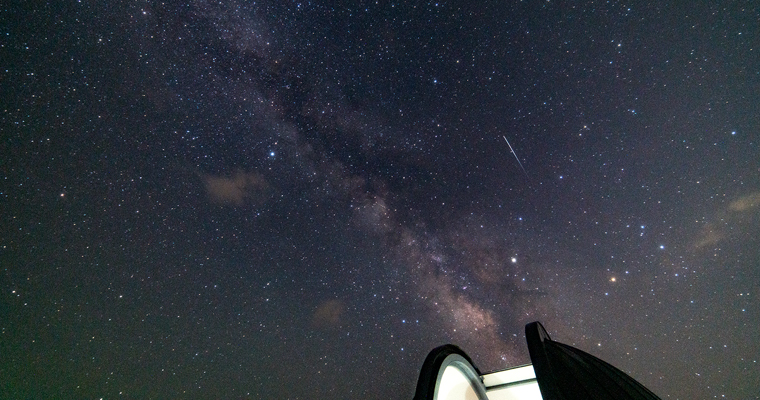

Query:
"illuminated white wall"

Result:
[[481, 365, 543, 400], [437, 365, 482, 400]]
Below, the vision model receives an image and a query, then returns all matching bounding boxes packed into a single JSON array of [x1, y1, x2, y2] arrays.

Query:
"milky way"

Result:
[[2, 1, 759, 398]]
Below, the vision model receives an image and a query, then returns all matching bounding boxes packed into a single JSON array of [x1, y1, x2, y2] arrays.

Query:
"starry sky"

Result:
[[2, 1, 759, 399]]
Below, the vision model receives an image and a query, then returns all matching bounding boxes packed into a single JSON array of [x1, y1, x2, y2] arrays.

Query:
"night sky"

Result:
[[2, 1, 759, 399]]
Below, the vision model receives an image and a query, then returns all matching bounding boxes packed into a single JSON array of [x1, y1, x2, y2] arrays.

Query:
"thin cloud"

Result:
[[693, 190, 760, 249], [202, 170, 269, 206], [729, 191, 760, 212], [311, 299, 344, 329]]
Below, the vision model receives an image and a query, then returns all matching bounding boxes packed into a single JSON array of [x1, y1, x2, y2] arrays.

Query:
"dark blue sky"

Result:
[[2, 1, 759, 398]]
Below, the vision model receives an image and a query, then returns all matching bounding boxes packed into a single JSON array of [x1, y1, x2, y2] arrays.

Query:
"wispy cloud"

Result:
[[728, 191, 760, 212], [693, 190, 760, 249], [311, 300, 344, 329], [201, 170, 269, 206]]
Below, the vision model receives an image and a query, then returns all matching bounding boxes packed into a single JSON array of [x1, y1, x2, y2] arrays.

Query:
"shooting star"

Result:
[[503, 136, 528, 177]]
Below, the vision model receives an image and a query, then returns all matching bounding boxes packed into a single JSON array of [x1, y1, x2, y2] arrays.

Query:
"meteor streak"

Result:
[[503, 136, 528, 177]]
